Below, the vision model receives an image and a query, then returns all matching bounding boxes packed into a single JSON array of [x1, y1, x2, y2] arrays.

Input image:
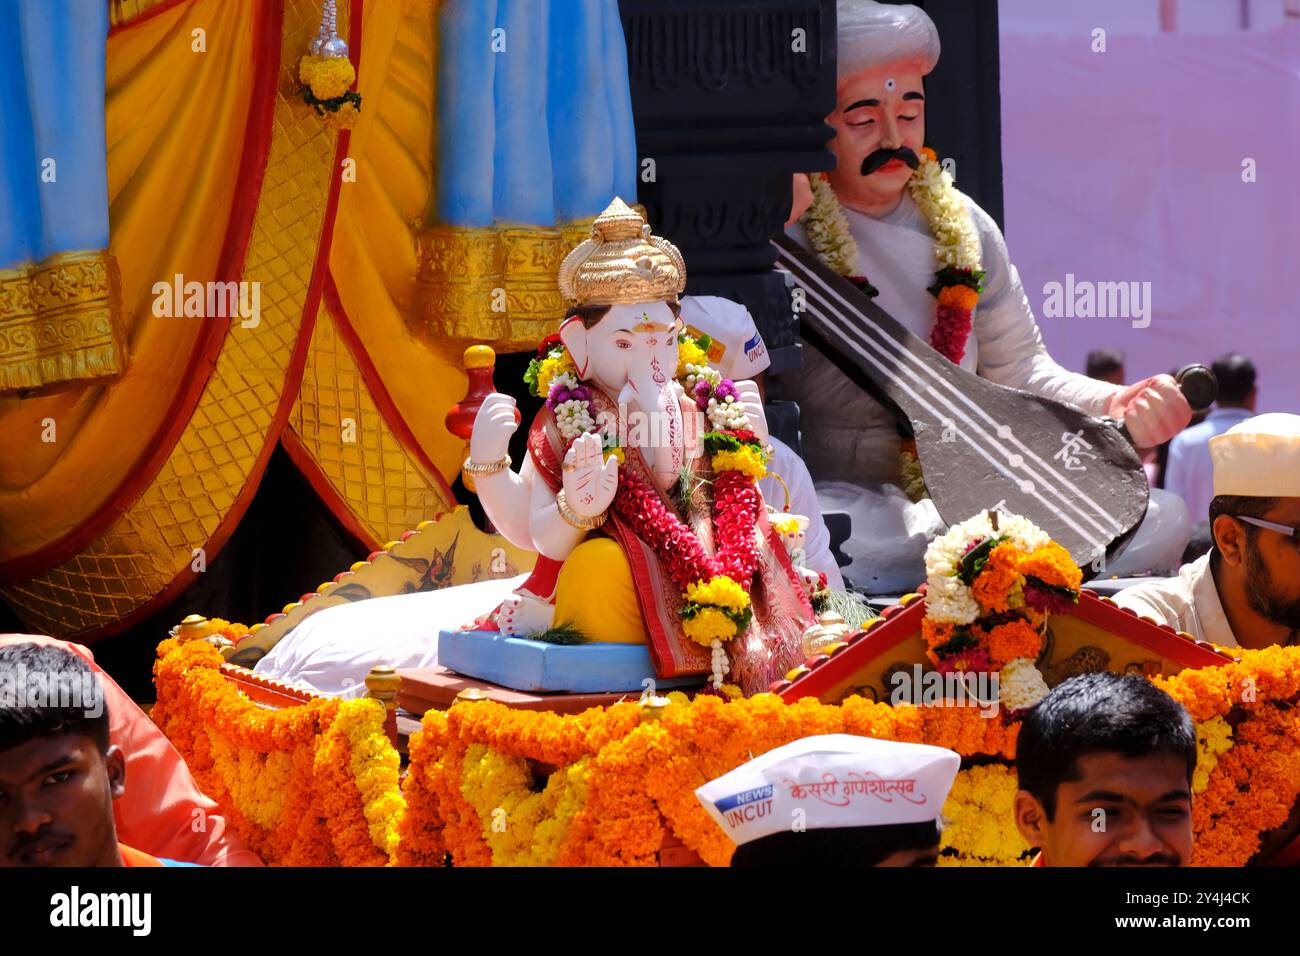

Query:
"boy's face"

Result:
[[1015, 752, 1193, 867], [0, 734, 124, 867]]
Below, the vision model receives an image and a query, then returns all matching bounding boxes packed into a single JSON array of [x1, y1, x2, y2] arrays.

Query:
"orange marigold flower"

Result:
[[971, 542, 1024, 614], [985, 620, 1042, 667], [937, 284, 979, 312], [1019, 543, 1082, 591]]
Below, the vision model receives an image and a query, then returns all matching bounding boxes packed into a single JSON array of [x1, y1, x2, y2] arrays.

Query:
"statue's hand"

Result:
[[1106, 374, 1192, 448], [561, 432, 618, 519], [470, 393, 519, 465], [734, 379, 769, 445]]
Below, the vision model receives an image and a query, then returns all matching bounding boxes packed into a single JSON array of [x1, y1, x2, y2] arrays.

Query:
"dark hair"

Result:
[[1211, 352, 1256, 405], [0, 643, 109, 755], [1015, 672, 1195, 820], [567, 299, 681, 330], [1085, 349, 1124, 380], [1208, 494, 1280, 556], [730, 820, 940, 867]]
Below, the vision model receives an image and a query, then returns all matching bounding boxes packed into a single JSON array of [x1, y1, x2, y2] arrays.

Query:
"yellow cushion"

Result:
[[554, 538, 648, 645]]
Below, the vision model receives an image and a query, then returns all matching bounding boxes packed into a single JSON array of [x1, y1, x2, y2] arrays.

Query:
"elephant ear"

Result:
[[559, 315, 590, 379]]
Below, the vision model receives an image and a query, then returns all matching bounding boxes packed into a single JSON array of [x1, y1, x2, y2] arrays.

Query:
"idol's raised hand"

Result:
[[470, 393, 519, 464], [562, 432, 618, 519]]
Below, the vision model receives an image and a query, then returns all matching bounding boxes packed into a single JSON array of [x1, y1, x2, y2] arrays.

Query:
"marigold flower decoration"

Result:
[[298, 1, 362, 132], [923, 511, 1080, 711], [150, 637, 404, 866], [799, 149, 984, 364]]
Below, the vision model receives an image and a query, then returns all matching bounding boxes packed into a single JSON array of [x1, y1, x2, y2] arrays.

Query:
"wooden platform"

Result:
[[397, 665, 668, 715]]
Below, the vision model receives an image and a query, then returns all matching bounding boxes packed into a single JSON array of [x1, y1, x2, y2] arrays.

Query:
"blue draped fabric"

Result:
[[0, 0, 110, 270], [436, 0, 637, 228]]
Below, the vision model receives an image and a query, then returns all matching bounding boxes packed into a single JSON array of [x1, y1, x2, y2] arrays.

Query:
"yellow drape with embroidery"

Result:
[[0, 0, 253, 562]]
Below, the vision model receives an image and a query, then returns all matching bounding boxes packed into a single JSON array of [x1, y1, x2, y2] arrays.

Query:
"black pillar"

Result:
[[619, 0, 839, 450]]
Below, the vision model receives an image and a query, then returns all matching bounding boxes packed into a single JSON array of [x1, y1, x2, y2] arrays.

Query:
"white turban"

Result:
[[1210, 413, 1300, 498], [837, 0, 941, 81]]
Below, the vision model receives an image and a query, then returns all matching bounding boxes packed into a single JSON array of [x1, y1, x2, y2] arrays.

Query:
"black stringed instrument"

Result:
[[772, 236, 1215, 572]]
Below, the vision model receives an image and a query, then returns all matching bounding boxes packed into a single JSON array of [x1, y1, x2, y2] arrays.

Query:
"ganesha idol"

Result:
[[255, 200, 816, 697]]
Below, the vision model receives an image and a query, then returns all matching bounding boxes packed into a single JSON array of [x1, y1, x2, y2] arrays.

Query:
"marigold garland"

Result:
[[151, 638, 404, 866], [799, 151, 985, 365], [297, 54, 362, 125], [156, 636, 1300, 867], [939, 764, 1032, 866]]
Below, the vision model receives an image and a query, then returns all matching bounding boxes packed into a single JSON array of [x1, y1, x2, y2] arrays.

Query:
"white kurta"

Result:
[[760, 435, 845, 590], [788, 189, 1120, 484], [1112, 554, 1235, 646], [787, 189, 1123, 592]]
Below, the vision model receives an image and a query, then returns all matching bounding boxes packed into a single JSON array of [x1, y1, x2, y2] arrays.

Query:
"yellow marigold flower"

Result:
[[301, 54, 356, 101], [711, 447, 766, 479], [536, 352, 577, 396], [686, 575, 750, 611], [677, 339, 708, 377], [604, 447, 625, 465], [325, 102, 361, 130], [683, 607, 738, 645], [769, 514, 800, 535]]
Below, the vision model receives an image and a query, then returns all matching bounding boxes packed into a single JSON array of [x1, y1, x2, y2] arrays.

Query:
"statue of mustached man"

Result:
[[786, 0, 1193, 591], [469, 198, 815, 694]]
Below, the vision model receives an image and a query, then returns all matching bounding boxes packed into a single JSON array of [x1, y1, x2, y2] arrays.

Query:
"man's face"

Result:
[[1015, 752, 1192, 867], [1241, 498, 1300, 630], [826, 63, 927, 211], [0, 735, 124, 867]]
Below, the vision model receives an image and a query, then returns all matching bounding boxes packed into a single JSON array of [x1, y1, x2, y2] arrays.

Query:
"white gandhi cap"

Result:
[[837, 0, 941, 81], [1210, 412, 1300, 498], [679, 295, 770, 380], [694, 733, 960, 847]]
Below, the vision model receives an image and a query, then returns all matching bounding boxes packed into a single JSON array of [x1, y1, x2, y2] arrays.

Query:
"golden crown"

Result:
[[557, 198, 687, 306]]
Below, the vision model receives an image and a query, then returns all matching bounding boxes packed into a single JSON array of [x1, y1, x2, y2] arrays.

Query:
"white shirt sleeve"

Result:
[[969, 202, 1122, 419], [762, 436, 846, 590], [1163, 433, 1191, 507]]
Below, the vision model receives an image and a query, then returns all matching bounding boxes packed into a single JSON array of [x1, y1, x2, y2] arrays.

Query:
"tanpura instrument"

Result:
[[772, 235, 1215, 572]]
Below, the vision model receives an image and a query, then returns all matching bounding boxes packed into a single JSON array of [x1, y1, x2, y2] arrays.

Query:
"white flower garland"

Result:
[[924, 510, 1057, 710], [800, 153, 982, 278], [999, 657, 1051, 711], [924, 510, 1052, 625], [554, 400, 595, 442], [709, 638, 730, 689]]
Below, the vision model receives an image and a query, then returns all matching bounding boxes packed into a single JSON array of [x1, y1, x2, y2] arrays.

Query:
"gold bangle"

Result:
[[556, 489, 606, 530], [463, 455, 511, 476]]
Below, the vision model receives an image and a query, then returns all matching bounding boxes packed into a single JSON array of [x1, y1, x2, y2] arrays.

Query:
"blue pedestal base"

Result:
[[438, 630, 700, 694]]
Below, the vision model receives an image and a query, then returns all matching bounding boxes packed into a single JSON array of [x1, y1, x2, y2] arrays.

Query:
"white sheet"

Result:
[[253, 574, 530, 697]]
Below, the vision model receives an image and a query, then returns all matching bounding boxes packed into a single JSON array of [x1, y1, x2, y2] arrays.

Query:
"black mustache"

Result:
[[860, 147, 920, 176]]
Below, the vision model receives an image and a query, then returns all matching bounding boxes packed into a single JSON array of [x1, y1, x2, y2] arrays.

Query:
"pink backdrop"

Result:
[[998, 24, 1300, 413]]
